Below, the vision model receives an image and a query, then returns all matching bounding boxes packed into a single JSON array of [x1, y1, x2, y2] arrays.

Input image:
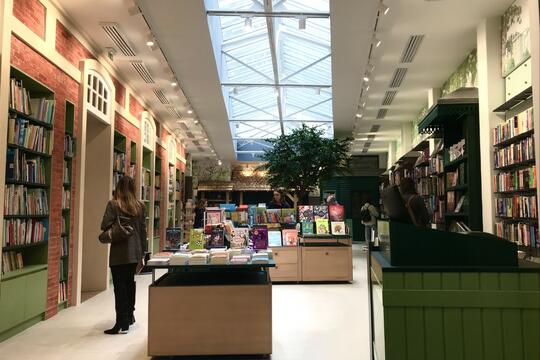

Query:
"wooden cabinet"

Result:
[[301, 246, 352, 282], [269, 247, 300, 282]]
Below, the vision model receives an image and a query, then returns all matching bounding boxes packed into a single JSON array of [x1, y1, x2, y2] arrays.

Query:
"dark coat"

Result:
[[100, 200, 147, 266]]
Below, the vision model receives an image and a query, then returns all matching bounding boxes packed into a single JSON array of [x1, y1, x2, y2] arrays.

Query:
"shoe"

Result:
[[130, 314, 136, 325], [104, 321, 129, 335]]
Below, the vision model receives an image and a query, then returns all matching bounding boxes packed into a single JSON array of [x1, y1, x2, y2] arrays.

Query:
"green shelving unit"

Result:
[[141, 147, 153, 252], [129, 140, 136, 178], [1, 67, 53, 338], [154, 156, 162, 253], [418, 99, 482, 231], [113, 131, 126, 189]]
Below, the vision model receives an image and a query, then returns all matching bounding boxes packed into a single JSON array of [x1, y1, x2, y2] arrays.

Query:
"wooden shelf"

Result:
[[4, 214, 49, 219], [2, 241, 48, 251], [494, 158, 535, 171], [445, 212, 469, 217], [493, 129, 534, 148], [1, 264, 48, 281], [493, 86, 533, 112], [444, 155, 467, 169], [113, 147, 126, 154], [64, 155, 73, 160], [495, 188, 537, 195], [495, 216, 538, 222], [447, 184, 468, 192], [9, 108, 53, 129], [7, 143, 51, 158], [5, 180, 48, 188]]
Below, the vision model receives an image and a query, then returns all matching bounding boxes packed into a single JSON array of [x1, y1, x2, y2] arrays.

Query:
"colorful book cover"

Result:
[[248, 205, 257, 226], [266, 209, 281, 223], [282, 229, 298, 246], [315, 219, 329, 235], [206, 228, 225, 248], [281, 208, 296, 224], [328, 205, 345, 221], [268, 231, 282, 247], [256, 207, 267, 224], [206, 210, 222, 225], [230, 228, 249, 249], [251, 226, 268, 250], [313, 205, 329, 220], [298, 205, 314, 222], [189, 229, 205, 250], [331, 221, 346, 235], [301, 221, 314, 235]]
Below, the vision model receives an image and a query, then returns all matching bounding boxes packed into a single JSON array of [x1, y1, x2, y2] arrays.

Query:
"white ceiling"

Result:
[[54, 0, 517, 160]]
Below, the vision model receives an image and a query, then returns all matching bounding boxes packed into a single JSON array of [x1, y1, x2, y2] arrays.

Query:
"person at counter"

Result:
[[267, 190, 291, 209], [399, 177, 430, 227]]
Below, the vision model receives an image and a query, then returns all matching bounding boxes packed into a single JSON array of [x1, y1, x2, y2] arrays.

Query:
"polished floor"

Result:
[[0, 246, 370, 360]]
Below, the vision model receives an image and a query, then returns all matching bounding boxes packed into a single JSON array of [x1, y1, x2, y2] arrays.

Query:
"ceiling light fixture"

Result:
[[171, 81, 177, 87], [363, 75, 370, 82], [146, 39, 155, 47], [372, 34, 381, 48], [356, 113, 363, 118], [274, 87, 280, 97], [314, 87, 321, 95], [187, 109, 193, 114], [244, 17, 253, 31], [194, 120, 199, 124], [379, 1, 390, 15], [218, 159, 223, 166], [298, 16, 307, 30]]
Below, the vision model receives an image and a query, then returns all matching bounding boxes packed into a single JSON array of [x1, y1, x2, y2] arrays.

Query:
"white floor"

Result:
[[0, 246, 370, 360]]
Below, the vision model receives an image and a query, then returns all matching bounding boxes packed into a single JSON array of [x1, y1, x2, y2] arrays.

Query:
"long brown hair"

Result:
[[113, 176, 142, 216]]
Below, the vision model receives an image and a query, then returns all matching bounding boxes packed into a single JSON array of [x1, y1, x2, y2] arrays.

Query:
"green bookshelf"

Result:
[[113, 131, 127, 188], [154, 156, 162, 252], [1, 67, 53, 336], [417, 99, 482, 231], [129, 140, 136, 178], [141, 147, 153, 252]]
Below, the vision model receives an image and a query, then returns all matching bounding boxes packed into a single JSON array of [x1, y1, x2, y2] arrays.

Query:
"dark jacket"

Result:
[[194, 207, 205, 228], [100, 200, 147, 266]]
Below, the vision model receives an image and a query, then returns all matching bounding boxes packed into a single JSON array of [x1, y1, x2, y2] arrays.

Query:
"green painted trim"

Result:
[[384, 289, 540, 309], [1, 264, 48, 281], [0, 314, 43, 342]]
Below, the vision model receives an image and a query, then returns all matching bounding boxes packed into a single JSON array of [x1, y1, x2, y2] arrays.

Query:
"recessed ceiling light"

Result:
[[194, 120, 199, 124], [171, 82, 177, 87], [373, 35, 381, 48], [204, 138, 208, 141], [146, 40, 155, 47], [356, 113, 363, 118], [363, 75, 370, 82], [379, 2, 389, 15], [187, 109, 193, 114], [217, 159, 223, 165]]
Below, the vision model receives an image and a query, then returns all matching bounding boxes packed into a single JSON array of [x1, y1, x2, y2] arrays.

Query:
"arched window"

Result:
[[86, 71, 110, 117]]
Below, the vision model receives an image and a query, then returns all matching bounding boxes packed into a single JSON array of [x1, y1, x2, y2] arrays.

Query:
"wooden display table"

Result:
[[271, 235, 353, 283], [147, 262, 274, 357]]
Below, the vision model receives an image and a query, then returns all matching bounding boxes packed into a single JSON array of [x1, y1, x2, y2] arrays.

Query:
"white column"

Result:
[[477, 17, 505, 233], [400, 123, 412, 155], [428, 88, 441, 107], [387, 141, 396, 169]]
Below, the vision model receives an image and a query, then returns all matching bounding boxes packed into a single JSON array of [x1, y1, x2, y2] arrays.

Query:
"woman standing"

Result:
[[100, 176, 147, 334], [360, 195, 379, 248], [193, 199, 207, 228]]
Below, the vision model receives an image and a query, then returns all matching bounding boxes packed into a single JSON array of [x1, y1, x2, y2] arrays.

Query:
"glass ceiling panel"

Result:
[[206, 0, 332, 160]]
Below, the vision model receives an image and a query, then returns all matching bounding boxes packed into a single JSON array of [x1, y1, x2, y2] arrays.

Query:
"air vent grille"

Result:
[[100, 23, 136, 57], [167, 106, 182, 119], [377, 109, 388, 119], [367, 135, 376, 141], [382, 90, 398, 106], [389, 68, 407, 88], [186, 131, 195, 138], [369, 125, 381, 133], [130, 61, 154, 84], [179, 123, 189, 131], [197, 146, 205, 152], [153, 89, 169, 104], [401, 35, 425, 63], [192, 140, 201, 146]]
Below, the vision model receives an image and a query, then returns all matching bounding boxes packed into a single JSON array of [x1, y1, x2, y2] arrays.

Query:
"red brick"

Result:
[[13, 0, 46, 39], [55, 20, 95, 68], [129, 94, 144, 120], [110, 75, 126, 107]]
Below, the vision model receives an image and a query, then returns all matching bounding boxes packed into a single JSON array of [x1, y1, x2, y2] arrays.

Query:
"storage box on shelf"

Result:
[[493, 101, 538, 258], [1, 67, 53, 336]]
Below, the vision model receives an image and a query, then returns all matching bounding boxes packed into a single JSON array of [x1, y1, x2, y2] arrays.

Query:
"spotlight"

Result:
[[298, 16, 307, 30], [146, 40, 155, 47], [372, 34, 381, 48], [194, 120, 199, 124], [244, 17, 253, 31], [379, 1, 390, 15], [363, 75, 370, 82], [171, 81, 177, 87], [187, 109, 193, 114], [356, 113, 363, 118], [218, 159, 223, 166]]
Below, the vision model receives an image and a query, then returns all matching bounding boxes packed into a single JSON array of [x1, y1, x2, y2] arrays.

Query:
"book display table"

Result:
[[146, 262, 275, 357]]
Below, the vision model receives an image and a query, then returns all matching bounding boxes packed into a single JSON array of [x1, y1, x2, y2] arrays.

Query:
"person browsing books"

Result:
[[360, 195, 379, 247], [193, 199, 207, 228], [99, 176, 147, 335], [399, 177, 430, 227], [267, 190, 291, 209]]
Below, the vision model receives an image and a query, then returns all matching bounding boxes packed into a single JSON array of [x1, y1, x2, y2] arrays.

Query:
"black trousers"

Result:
[[110, 263, 137, 322]]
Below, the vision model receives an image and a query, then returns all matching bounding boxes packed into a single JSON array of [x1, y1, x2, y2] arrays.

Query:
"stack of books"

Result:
[[7, 116, 54, 154], [252, 252, 269, 264], [146, 252, 171, 266], [230, 255, 250, 264], [210, 249, 228, 264], [169, 252, 191, 265], [189, 253, 209, 265]]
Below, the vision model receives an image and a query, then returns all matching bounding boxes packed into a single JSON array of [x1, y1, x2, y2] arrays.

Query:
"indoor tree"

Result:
[[258, 125, 352, 206]]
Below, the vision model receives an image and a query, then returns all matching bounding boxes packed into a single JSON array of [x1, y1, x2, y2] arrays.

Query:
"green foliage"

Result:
[[441, 49, 478, 97], [258, 125, 351, 200]]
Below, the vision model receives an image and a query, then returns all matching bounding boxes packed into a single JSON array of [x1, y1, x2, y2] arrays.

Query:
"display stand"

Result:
[[146, 262, 274, 357]]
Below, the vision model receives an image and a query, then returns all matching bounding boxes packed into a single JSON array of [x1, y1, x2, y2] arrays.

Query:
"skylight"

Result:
[[206, 0, 332, 161]]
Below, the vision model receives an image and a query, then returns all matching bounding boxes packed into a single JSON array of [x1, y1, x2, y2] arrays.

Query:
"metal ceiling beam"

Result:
[[222, 83, 331, 88], [222, 51, 274, 82], [286, 97, 332, 117], [230, 119, 332, 123], [230, 96, 277, 118], [206, 10, 330, 18], [235, 121, 281, 137], [280, 53, 331, 82]]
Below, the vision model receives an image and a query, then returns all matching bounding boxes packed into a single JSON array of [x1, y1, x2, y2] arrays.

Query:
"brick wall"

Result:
[[129, 94, 144, 120], [55, 20, 95, 68], [156, 142, 167, 250], [111, 75, 126, 108], [114, 113, 140, 176], [11, 34, 80, 318], [13, 0, 46, 39]]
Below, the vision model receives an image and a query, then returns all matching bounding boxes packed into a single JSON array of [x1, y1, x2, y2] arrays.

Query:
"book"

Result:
[[281, 208, 296, 224], [301, 221, 314, 235], [282, 229, 298, 246], [331, 221, 346, 235], [188, 229, 205, 250], [313, 205, 328, 220], [315, 219, 329, 235], [251, 226, 268, 250], [266, 209, 281, 223], [328, 205, 345, 221], [206, 228, 225, 248], [455, 195, 466, 213], [268, 231, 282, 247], [298, 205, 314, 222], [206, 209, 222, 225], [230, 227, 249, 249]]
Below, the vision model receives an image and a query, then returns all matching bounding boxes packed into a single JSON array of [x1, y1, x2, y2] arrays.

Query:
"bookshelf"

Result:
[[1, 67, 53, 332], [167, 164, 175, 230], [175, 168, 182, 227], [492, 96, 538, 258], [59, 101, 74, 309], [417, 99, 482, 232], [141, 146, 154, 252], [129, 140, 136, 178], [154, 155, 162, 253], [113, 131, 126, 188]]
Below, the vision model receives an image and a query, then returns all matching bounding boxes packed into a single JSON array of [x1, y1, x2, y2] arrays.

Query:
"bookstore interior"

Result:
[[0, 0, 540, 359]]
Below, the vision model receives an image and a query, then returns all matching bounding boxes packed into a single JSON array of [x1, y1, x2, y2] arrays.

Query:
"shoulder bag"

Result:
[[99, 201, 135, 243]]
